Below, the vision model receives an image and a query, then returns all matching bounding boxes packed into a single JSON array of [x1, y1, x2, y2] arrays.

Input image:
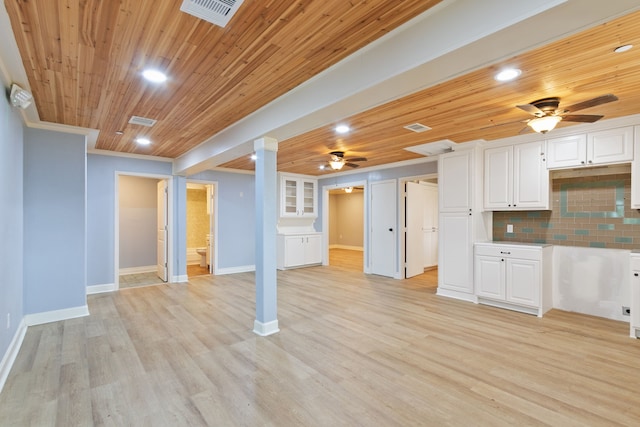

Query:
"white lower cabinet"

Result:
[[474, 243, 552, 317], [277, 233, 322, 269], [630, 252, 640, 338]]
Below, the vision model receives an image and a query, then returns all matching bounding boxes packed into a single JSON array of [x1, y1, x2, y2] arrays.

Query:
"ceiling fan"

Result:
[[321, 151, 368, 171], [515, 94, 618, 134]]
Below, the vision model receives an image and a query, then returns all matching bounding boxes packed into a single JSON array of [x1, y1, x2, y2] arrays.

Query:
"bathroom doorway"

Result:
[[186, 181, 217, 278]]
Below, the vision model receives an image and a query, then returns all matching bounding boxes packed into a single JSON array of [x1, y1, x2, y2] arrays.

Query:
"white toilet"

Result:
[[196, 247, 207, 267]]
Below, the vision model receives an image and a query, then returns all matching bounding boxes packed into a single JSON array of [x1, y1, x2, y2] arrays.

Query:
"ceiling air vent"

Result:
[[128, 116, 157, 127], [180, 0, 245, 28], [404, 123, 432, 133]]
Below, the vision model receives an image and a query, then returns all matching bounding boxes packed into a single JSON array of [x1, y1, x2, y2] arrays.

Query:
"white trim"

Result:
[[87, 148, 172, 162], [436, 287, 478, 303], [171, 275, 189, 283], [87, 283, 116, 295], [253, 319, 280, 336], [322, 180, 367, 271], [119, 265, 156, 275], [115, 172, 175, 290], [215, 265, 256, 275], [0, 318, 27, 394], [24, 305, 90, 327], [328, 244, 364, 251]]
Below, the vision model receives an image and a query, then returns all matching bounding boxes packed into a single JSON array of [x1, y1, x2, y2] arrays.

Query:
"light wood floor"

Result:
[[1, 256, 639, 425]]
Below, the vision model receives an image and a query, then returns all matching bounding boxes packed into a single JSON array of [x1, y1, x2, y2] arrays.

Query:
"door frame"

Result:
[[186, 179, 219, 275], [115, 172, 174, 290], [399, 173, 438, 279], [321, 180, 368, 272]]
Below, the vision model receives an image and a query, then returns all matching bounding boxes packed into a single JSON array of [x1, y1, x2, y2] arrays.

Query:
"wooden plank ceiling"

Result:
[[6, 1, 640, 176]]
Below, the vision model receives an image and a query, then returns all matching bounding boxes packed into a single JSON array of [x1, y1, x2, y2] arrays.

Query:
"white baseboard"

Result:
[[436, 287, 478, 304], [329, 244, 364, 251], [119, 265, 156, 275], [172, 275, 189, 283], [0, 318, 27, 394], [215, 265, 255, 275], [87, 283, 116, 295], [24, 305, 90, 326], [253, 319, 280, 336]]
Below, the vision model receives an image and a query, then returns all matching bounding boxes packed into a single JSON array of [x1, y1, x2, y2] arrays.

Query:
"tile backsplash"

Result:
[[492, 171, 640, 249]]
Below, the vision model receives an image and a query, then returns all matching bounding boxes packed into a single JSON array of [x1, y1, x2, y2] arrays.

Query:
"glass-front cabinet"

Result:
[[280, 175, 317, 218]]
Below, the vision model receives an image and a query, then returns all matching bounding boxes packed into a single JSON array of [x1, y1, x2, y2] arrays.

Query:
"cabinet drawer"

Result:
[[475, 244, 541, 260]]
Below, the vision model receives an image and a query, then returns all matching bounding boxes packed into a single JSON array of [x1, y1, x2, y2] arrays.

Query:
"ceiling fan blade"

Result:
[[516, 103, 544, 116], [345, 162, 360, 168], [518, 126, 532, 135], [345, 157, 367, 162], [561, 114, 603, 123], [563, 94, 618, 112]]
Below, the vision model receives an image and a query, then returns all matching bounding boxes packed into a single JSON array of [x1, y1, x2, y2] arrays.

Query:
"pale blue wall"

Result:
[[23, 128, 86, 314], [86, 154, 173, 285], [188, 171, 256, 269], [0, 88, 24, 365]]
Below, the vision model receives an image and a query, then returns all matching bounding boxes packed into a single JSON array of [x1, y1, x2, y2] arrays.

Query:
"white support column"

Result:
[[253, 137, 280, 336]]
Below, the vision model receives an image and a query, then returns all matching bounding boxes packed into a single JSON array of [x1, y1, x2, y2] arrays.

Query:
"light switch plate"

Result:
[[507, 224, 514, 233]]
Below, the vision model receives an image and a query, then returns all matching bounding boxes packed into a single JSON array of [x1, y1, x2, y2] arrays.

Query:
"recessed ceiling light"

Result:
[[335, 124, 350, 134], [319, 165, 325, 170], [495, 68, 522, 82], [614, 44, 633, 53], [250, 153, 257, 160], [136, 138, 151, 145], [115, 130, 124, 135], [142, 69, 167, 83]]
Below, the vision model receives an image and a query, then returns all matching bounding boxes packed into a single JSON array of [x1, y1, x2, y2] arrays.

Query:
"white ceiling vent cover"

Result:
[[128, 116, 157, 127], [404, 123, 432, 133], [180, 0, 245, 28]]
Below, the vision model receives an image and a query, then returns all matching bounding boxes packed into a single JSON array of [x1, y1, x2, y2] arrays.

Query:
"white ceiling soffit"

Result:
[[405, 140, 456, 156], [180, 0, 244, 28]]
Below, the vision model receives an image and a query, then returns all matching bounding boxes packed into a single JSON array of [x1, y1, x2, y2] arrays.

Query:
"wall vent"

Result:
[[404, 123, 432, 133], [128, 116, 157, 127], [180, 0, 245, 28]]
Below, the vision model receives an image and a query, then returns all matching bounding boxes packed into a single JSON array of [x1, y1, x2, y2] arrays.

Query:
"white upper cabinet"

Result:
[[484, 140, 549, 210], [439, 150, 472, 212], [280, 175, 317, 218], [547, 126, 633, 169]]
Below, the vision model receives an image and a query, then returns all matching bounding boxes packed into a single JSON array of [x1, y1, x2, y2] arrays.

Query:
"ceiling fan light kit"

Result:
[[527, 115, 562, 133], [329, 159, 345, 170]]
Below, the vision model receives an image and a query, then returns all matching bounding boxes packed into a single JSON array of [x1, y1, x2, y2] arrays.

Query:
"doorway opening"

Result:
[[115, 173, 173, 289], [186, 180, 217, 278], [322, 180, 367, 273], [401, 174, 439, 285]]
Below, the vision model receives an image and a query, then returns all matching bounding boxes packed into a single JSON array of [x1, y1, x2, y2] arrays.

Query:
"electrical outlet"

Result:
[[622, 306, 631, 316], [507, 224, 514, 233]]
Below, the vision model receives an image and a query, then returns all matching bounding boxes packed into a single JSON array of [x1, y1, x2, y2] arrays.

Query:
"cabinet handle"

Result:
[[581, 160, 585, 165], [501, 259, 504, 262], [635, 273, 639, 277], [500, 251, 511, 255], [588, 160, 593, 164]]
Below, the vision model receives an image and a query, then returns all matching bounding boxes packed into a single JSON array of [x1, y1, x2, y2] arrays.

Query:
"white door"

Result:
[[156, 180, 168, 282], [371, 180, 396, 277], [422, 183, 438, 268], [405, 182, 425, 278], [208, 184, 215, 274]]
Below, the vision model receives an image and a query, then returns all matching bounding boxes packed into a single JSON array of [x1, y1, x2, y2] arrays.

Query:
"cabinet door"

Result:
[[513, 140, 549, 209], [483, 146, 512, 209], [506, 258, 539, 307], [588, 126, 633, 165], [284, 236, 305, 267], [475, 255, 505, 300], [282, 178, 299, 216], [304, 234, 322, 264], [438, 212, 473, 293], [300, 180, 317, 217], [439, 150, 472, 212], [546, 134, 586, 169]]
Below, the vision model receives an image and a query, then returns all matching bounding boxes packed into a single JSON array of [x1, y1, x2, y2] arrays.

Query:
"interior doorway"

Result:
[[186, 180, 217, 278], [401, 175, 439, 280], [115, 173, 173, 289], [322, 180, 367, 272]]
